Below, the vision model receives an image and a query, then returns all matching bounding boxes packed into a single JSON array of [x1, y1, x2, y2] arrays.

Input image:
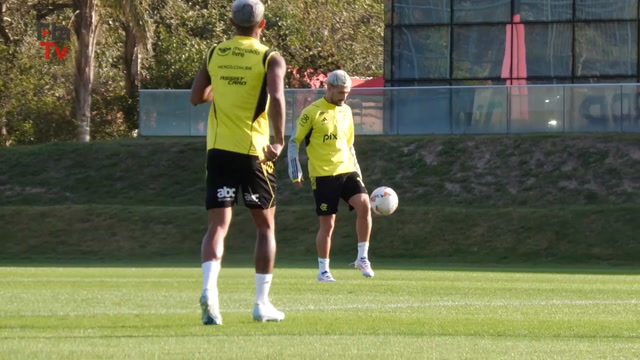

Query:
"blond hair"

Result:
[[326, 70, 352, 87]]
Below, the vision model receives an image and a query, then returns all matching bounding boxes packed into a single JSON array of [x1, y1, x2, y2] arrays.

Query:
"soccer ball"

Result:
[[369, 186, 399, 216]]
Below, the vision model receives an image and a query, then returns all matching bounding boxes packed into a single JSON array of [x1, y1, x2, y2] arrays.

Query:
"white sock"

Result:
[[255, 273, 273, 305], [318, 258, 330, 273], [357, 242, 369, 259], [202, 260, 221, 295]]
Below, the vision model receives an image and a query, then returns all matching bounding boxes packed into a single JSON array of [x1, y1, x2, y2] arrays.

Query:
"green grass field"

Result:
[[1, 136, 639, 358], [1, 263, 638, 359]]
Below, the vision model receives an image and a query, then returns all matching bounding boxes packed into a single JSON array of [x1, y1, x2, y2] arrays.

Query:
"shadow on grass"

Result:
[[1, 255, 639, 275]]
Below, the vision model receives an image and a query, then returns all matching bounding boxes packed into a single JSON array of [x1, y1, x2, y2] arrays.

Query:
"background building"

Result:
[[384, 0, 640, 85], [382, 0, 640, 134], [138, 1, 640, 137]]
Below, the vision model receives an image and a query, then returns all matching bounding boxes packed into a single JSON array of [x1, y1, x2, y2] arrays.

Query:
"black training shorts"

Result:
[[205, 148, 276, 209], [312, 172, 367, 216]]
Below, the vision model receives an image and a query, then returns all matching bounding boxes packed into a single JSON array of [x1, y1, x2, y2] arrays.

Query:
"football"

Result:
[[369, 186, 399, 216]]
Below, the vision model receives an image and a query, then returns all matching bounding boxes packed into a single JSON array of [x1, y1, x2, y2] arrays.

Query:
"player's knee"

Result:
[[318, 215, 336, 232], [253, 216, 275, 233], [252, 217, 274, 234], [318, 226, 334, 239], [207, 223, 229, 238], [256, 223, 275, 236], [350, 194, 370, 211], [320, 221, 335, 232]]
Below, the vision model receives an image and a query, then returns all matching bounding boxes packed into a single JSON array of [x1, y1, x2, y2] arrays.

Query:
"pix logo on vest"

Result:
[[322, 133, 337, 142], [217, 187, 236, 201], [37, 22, 70, 60]]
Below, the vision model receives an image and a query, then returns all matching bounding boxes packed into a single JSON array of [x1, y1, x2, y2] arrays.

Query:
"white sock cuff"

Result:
[[255, 273, 273, 305], [318, 258, 330, 273], [255, 273, 273, 282], [357, 242, 369, 258], [202, 260, 221, 292], [202, 260, 221, 272]]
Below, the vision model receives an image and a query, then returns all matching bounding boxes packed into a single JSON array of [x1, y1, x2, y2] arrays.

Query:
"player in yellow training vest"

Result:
[[189, 0, 286, 325], [287, 70, 375, 283]]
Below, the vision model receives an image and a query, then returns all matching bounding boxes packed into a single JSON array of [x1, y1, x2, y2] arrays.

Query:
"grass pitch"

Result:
[[1, 263, 638, 359]]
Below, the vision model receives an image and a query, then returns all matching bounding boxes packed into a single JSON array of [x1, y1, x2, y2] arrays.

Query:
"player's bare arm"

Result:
[[189, 59, 213, 106], [259, 53, 286, 163]]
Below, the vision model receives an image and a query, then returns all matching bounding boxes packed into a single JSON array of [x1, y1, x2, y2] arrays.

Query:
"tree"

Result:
[[105, 0, 152, 97], [141, 0, 384, 89], [263, 0, 383, 86], [0, 44, 12, 146], [141, 0, 232, 89], [0, 1, 77, 146], [73, 0, 99, 142], [1, 0, 385, 145], [0, 0, 15, 145], [0, 1, 13, 45]]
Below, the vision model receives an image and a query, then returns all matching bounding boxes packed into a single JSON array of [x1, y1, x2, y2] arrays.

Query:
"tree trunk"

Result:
[[73, 0, 100, 143], [0, 1, 12, 45], [0, 1, 11, 145], [123, 24, 139, 98], [0, 115, 9, 147]]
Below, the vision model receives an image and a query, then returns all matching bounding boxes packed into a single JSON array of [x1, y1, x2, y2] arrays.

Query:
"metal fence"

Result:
[[139, 84, 640, 136]]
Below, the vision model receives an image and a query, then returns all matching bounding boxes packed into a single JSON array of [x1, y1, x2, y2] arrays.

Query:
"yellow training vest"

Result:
[[290, 97, 358, 178], [206, 36, 275, 156]]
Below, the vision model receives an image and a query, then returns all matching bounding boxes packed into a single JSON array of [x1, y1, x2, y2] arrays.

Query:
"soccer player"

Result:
[[287, 70, 374, 282], [189, 0, 286, 324]]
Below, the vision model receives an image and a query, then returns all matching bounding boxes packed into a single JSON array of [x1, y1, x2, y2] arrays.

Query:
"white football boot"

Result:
[[199, 292, 222, 325], [252, 303, 285, 322], [317, 270, 337, 282], [353, 257, 375, 278]]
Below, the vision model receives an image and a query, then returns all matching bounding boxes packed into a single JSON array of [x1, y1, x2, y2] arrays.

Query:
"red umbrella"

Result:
[[501, 3, 529, 121]]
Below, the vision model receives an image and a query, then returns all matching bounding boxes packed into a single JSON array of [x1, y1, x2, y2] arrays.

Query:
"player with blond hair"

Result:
[[288, 70, 374, 282]]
